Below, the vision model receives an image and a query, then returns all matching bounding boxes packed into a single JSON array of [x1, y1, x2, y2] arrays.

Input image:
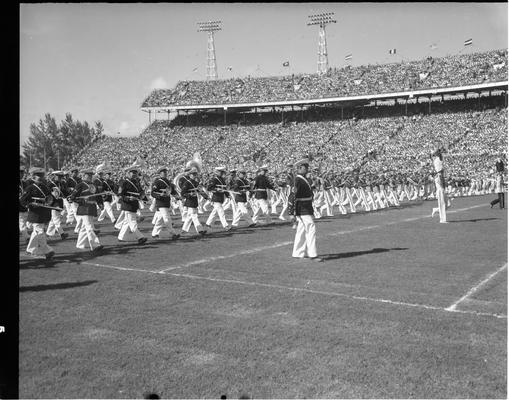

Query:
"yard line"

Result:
[[445, 263, 508, 312], [68, 260, 163, 274], [166, 271, 507, 319], [159, 203, 488, 271]]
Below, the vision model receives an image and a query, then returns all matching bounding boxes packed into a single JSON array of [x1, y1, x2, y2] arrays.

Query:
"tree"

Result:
[[21, 113, 105, 169]]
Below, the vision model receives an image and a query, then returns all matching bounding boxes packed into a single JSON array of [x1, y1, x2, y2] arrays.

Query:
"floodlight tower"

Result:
[[307, 12, 336, 75], [197, 20, 222, 80]]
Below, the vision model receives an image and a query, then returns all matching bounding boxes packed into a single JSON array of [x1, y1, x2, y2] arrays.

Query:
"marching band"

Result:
[[18, 152, 506, 260]]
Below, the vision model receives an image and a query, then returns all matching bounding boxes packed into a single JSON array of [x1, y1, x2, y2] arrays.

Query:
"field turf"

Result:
[[19, 195, 507, 398]]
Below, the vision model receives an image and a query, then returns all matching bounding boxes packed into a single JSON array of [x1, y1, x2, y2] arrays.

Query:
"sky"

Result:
[[20, 2, 508, 151]]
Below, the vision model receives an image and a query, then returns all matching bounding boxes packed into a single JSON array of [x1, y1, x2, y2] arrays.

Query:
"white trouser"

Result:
[[76, 215, 101, 250], [98, 201, 116, 222], [149, 197, 157, 212], [387, 189, 400, 206], [435, 187, 447, 223], [118, 211, 145, 240], [252, 199, 272, 224], [115, 210, 126, 230], [292, 215, 317, 258], [19, 212, 30, 240], [46, 210, 64, 236], [26, 223, 53, 256], [152, 207, 177, 236], [182, 207, 205, 233], [206, 202, 229, 228], [113, 195, 122, 211], [232, 202, 254, 226], [66, 201, 78, 224]]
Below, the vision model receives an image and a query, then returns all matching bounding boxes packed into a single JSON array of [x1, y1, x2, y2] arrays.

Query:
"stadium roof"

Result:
[[141, 81, 508, 114]]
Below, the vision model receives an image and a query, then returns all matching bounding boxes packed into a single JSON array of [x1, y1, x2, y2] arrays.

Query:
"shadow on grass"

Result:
[[448, 217, 500, 223], [20, 280, 98, 292], [321, 247, 408, 261]]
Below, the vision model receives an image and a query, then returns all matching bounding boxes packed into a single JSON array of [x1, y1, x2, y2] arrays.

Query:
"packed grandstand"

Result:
[[64, 49, 508, 186]]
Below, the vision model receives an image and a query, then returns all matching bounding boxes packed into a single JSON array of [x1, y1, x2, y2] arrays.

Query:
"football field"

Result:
[[19, 195, 507, 398]]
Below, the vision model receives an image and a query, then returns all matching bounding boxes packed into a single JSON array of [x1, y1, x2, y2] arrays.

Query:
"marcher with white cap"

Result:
[[151, 166, 180, 240], [19, 165, 31, 243], [69, 168, 104, 252], [97, 169, 117, 224], [19, 167, 55, 259], [289, 159, 323, 262], [205, 166, 232, 231], [231, 168, 256, 228], [430, 148, 449, 223], [252, 165, 275, 225], [117, 163, 148, 244], [65, 167, 81, 226], [46, 170, 68, 240], [180, 167, 208, 235]]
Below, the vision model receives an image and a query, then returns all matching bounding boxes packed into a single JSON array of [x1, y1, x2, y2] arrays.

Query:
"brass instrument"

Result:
[[28, 195, 63, 211]]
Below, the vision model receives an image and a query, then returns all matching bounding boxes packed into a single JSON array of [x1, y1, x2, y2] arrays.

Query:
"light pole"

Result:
[[307, 12, 336, 75], [197, 20, 222, 80]]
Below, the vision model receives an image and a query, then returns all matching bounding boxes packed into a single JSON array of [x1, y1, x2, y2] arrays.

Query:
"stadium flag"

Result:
[[430, 44, 438, 50], [282, 61, 290, 67], [192, 67, 198, 72], [389, 48, 397, 54], [493, 62, 505, 71], [345, 54, 352, 61], [464, 38, 473, 46], [227, 66, 233, 71]]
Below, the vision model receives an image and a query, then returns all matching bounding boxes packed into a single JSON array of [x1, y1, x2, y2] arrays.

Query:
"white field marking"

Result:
[[63, 260, 162, 275], [160, 203, 489, 271], [445, 263, 508, 312], [165, 271, 507, 319], [158, 241, 293, 272]]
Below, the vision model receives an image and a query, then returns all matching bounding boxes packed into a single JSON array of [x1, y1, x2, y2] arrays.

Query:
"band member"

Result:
[[205, 166, 232, 231], [19, 166, 30, 243], [177, 168, 191, 222], [46, 171, 68, 240], [289, 159, 323, 262], [151, 167, 180, 240], [430, 149, 448, 223], [19, 167, 55, 259], [231, 168, 256, 228], [65, 167, 81, 225], [97, 170, 117, 223], [252, 165, 275, 225], [224, 169, 238, 215], [180, 167, 207, 235], [69, 169, 104, 252], [118, 164, 148, 244], [490, 158, 505, 209]]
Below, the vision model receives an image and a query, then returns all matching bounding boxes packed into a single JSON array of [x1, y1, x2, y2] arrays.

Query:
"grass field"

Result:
[[19, 195, 507, 399]]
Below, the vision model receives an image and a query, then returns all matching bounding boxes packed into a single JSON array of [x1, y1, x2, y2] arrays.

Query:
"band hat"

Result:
[[215, 166, 227, 172], [238, 168, 246, 173], [29, 167, 45, 175], [70, 167, 79, 173], [81, 168, 94, 175], [188, 167, 199, 174], [52, 170, 65, 176], [286, 163, 294, 168], [157, 166, 169, 173], [260, 165, 269, 170], [125, 163, 141, 172], [230, 168, 237, 173], [294, 158, 310, 168]]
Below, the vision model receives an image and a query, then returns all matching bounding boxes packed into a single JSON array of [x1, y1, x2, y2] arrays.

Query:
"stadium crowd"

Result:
[[142, 49, 507, 107]]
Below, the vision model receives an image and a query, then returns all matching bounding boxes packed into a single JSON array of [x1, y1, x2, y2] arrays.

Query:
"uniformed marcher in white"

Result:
[[180, 167, 208, 235], [430, 149, 449, 223], [19, 165, 31, 243], [289, 159, 323, 262], [205, 166, 232, 231], [19, 167, 55, 259], [117, 164, 148, 244], [231, 169, 256, 228], [69, 169, 104, 252], [151, 166, 180, 240], [46, 171, 68, 240], [252, 165, 275, 225], [97, 169, 117, 224]]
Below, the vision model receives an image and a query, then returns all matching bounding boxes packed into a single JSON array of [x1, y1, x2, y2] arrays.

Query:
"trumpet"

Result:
[[77, 191, 115, 199]]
